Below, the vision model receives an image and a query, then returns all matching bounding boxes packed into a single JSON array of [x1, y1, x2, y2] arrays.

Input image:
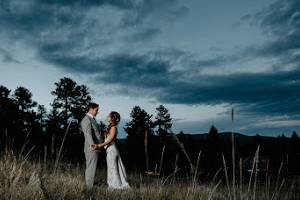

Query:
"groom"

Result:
[[80, 102, 104, 188]]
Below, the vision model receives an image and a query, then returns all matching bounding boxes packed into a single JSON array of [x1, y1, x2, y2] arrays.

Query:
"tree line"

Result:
[[0, 77, 93, 160], [1, 77, 300, 179], [0, 77, 174, 163]]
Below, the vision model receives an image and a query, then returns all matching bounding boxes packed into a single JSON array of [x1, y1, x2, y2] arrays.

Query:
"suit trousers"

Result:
[[85, 151, 98, 188]]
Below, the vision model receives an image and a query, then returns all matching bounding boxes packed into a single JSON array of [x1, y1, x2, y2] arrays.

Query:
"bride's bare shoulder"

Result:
[[109, 126, 118, 132]]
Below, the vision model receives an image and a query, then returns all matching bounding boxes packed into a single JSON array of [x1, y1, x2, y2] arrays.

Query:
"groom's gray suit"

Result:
[[80, 113, 104, 188]]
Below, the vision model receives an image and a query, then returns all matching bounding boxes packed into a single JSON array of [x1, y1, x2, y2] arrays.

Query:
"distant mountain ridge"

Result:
[[120, 131, 292, 141]]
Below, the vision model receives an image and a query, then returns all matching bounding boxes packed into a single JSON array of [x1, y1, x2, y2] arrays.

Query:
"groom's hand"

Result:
[[91, 144, 98, 151]]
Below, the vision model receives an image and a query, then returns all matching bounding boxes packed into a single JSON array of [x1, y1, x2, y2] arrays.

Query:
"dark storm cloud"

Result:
[[99, 54, 172, 88], [159, 69, 300, 116], [40, 49, 173, 88], [124, 28, 161, 42], [0, 0, 83, 41], [0, 48, 20, 63], [249, 0, 300, 72], [40, 0, 189, 15], [254, 0, 300, 37], [0, 0, 187, 41], [0, 0, 299, 120], [118, 0, 189, 27], [39, 42, 300, 116], [186, 0, 300, 117], [40, 1, 300, 117], [206, 0, 300, 72], [39, 0, 190, 29], [40, 0, 133, 9], [0, 0, 188, 73], [235, 0, 300, 61]]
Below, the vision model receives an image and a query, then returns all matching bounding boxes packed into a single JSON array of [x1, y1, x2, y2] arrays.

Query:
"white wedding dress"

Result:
[[105, 131, 130, 189]]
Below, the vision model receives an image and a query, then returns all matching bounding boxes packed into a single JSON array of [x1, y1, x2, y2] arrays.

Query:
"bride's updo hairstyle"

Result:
[[109, 111, 120, 126]]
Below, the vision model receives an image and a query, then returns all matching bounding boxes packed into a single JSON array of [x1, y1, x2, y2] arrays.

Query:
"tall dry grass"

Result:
[[0, 149, 225, 200], [1, 144, 299, 199]]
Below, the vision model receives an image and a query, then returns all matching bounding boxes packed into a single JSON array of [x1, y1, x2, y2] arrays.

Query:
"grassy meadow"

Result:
[[1, 146, 300, 200]]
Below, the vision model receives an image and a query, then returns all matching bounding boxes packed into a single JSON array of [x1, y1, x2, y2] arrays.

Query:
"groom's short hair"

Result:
[[87, 102, 99, 110]]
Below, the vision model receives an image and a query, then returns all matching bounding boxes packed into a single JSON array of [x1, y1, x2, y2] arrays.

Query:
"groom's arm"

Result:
[[92, 126, 116, 150], [81, 117, 95, 146]]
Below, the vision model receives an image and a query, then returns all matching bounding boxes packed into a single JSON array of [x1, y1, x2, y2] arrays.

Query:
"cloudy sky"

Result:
[[0, 0, 299, 138]]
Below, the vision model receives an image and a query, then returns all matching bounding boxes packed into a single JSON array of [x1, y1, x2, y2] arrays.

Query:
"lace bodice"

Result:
[[104, 131, 117, 149]]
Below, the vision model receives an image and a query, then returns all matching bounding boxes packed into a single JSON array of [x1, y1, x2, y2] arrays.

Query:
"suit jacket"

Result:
[[80, 114, 104, 153]]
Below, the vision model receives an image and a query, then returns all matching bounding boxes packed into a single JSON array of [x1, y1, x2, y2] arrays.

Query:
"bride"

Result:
[[91, 111, 130, 190]]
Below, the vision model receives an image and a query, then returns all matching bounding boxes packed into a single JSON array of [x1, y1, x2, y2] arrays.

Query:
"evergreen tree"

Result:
[[291, 131, 298, 139], [208, 125, 218, 138], [13, 86, 37, 132], [124, 106, 153, 170], [71, 85, 91, 121], [206, 125, 221, 176], [153, 105, 172, 137], [0, 85, 10, 98], [13, 86, 37, 113], [281, 134, 286, 139], [51, 77, 91, 128], [0, 85, 17, 149], [51, 77, 77, 127], [46, 107, 64, 158], [48, 107, 62, 130], [37, 105, 48, 133], [124, 106, 153, 137]]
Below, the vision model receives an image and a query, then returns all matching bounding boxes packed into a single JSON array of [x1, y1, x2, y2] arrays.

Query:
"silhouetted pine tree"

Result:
[[124, 106, 153, 137], [13, 86, 37, 133], [153, 105, 172, 138], [124, 106, 153, 170], [13, 86, 37, 113], [51, 77, 91, 128], [46, 107, 63, 158], [71, 85, 91, 122], [0, 85, 17, 150], [291, 131, 298, 139], [0, 85, 10, 98], [37, 105, 48, 133], [206, 125, 221, 178], [50, 77, 91, 162]]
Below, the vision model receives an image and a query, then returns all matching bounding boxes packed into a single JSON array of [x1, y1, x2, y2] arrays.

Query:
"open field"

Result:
[[1, 149, 300, 200]]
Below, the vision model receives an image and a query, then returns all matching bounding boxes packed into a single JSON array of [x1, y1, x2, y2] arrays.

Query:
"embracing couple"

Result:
[[80, 102, 130, 190]]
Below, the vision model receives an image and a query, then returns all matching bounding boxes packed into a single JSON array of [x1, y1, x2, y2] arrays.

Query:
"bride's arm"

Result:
[[91, 127, 116, 150]]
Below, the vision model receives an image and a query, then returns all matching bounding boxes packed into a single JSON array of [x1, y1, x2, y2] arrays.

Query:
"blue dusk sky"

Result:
[[0, 0, 299, 138]]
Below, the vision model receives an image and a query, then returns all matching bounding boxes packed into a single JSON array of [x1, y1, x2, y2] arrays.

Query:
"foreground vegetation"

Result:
[[1, 149, 299, 200]]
